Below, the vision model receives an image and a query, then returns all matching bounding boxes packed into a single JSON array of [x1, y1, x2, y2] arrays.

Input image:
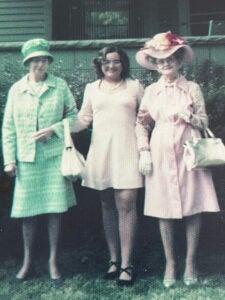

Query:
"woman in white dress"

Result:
[[74, 46, 144, 285]]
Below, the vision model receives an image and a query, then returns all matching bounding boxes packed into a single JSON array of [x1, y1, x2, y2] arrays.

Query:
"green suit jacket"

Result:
[[2, 73, 77, 165]]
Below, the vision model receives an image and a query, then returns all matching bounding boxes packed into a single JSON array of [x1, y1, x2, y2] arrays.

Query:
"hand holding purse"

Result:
[[61, 119, 86, 181], [139, 150, 153, 176], [183, 127, 225, 171]]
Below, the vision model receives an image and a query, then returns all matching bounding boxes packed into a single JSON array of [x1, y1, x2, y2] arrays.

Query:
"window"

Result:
[[85, 0, 129, 39], [190, 0, 225, 35], [52, 0, 143, 40]]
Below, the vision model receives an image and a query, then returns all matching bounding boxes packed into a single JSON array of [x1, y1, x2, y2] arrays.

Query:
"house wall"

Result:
[[0, 0, 189, 42], [0, 0, 51, 42], [178, 0, 190, 35]]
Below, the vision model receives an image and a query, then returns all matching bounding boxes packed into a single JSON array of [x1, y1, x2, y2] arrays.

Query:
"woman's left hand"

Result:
[[177, 110, 192, 123], [33, 127, 54, 143]]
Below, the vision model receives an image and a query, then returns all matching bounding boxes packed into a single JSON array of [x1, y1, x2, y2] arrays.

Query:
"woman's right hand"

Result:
[[137, 110, 152, 126], [139, 151, 153, 176], [32, 127, 54, 143], [4, 163, 18, 177]]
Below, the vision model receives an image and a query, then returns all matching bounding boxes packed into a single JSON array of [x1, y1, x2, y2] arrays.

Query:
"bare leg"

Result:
[[100, 189, 120, 274], [159, 219, 176, 281], [184, 213, 201, 279], [48, 213, 62, 279], [16, 216, 38, 279], [115, 189, 138, 281]]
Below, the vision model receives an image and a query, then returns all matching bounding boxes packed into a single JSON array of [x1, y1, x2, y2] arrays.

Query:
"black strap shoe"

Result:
[[103, 261, 120, 280], [117, 266, 135, 286]]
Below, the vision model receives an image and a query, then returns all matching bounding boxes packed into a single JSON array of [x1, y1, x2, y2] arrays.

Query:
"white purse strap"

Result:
[[204, 128, 215, 138], [63, 119, 73, 149], [190, 127, 215, 140]]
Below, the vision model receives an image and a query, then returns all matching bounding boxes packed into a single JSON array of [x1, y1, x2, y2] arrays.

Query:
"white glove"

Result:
[[177, 110, 192, 123], [139, 151, 153, 176], [4, 163, 18, 177]]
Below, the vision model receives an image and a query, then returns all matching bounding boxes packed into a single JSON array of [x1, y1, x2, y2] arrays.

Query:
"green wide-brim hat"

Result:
[[21, 38, 54, 65]]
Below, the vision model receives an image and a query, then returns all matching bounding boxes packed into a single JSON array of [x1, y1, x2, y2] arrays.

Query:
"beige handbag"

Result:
[[183, 127, 225, 171], [61, 119, 85, 181]]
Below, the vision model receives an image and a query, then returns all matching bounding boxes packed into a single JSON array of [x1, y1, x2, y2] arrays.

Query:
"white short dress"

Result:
[[74, 78, 144, 190]]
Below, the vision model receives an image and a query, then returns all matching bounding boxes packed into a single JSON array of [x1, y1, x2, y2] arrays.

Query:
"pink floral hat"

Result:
[[136, 31, 194, 70]]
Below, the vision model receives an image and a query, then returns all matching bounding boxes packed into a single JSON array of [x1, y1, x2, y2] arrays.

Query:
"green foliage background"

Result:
[[0, 56, 224, 300], [0, 57, 224, 206]]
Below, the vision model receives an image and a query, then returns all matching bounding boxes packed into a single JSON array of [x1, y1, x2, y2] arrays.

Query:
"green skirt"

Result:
[[11, 143, 76, 218]]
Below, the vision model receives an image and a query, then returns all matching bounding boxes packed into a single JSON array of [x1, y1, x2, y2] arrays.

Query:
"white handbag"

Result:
[[61, 119, 85, 181], [183, 127, 225, 171]]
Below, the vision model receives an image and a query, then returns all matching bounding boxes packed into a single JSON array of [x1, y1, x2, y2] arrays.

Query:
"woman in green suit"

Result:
[[2, 38, 77, 284]]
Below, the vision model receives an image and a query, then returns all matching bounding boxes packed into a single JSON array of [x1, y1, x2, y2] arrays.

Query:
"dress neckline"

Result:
[[98, 79, 127, 94]]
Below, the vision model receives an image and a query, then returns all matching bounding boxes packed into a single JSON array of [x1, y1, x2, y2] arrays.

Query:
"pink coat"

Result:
[[136, 76, 220, 219]]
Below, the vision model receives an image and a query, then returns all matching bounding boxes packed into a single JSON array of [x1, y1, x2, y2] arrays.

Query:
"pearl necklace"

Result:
[[101, 79, 124, 91]]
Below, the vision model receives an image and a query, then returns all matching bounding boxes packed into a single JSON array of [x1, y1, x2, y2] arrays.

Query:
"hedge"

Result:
[[0, 57, 224, 209]]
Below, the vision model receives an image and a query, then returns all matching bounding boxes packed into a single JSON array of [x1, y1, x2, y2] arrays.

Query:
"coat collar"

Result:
[[155, 75, 189, 95], [19, 73, 56, 95]]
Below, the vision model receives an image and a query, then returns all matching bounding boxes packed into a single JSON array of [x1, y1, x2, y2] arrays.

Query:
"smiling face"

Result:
[[101, 52, 123, 82], [28, 56, 50, 81], [156, 55, 181, 78]]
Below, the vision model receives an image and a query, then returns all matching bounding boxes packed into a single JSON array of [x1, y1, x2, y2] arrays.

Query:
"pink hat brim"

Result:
[[136, 44, 194, 70]]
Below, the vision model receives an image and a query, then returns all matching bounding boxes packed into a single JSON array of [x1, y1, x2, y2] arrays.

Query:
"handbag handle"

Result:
[[203, 128, 215, 138], [63, 119, 73, 149], [190, 127, 215, 140]]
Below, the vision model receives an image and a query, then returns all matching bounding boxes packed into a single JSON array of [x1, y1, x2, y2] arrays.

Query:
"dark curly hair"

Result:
[[173, 48, 186, 62], [92, 46, 130, 79]]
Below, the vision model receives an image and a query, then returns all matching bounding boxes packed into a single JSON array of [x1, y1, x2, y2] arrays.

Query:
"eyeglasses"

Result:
[[101, 60, 121, 66], [156, 56, 175, 65], [31, 57, 49, 63]]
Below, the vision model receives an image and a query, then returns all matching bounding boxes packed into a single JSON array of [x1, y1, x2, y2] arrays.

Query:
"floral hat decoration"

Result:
[[136, 31, 194, 70], [21, 38, 54, 66]]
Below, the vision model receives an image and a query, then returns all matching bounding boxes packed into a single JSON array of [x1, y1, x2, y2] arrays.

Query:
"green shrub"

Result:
[[184, 59, 225, 142], [0, 56, 24, 170], [0, 57, 224, 205], [49, 59, 95, 109], [184, 60, 225, 207]]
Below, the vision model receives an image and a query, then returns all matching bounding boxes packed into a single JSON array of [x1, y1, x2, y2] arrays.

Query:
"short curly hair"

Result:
[[93, 46, 130, 79]]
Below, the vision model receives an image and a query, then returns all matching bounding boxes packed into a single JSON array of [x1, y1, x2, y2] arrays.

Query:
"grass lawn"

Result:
[[0, 211, 225, 300], [1, 254, 225, 300], [1, 246, 225, 300], [0, 176, 225, 300]]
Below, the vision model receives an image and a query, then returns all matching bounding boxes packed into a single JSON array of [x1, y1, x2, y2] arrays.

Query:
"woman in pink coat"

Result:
[[135, 32, 220, 288]]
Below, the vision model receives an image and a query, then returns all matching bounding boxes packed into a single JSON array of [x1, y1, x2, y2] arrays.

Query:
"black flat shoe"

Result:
[[103, 261, 120, 280], [117, 266, 135, 286]]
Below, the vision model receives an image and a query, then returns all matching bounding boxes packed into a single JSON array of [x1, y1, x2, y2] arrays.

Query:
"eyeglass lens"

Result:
[[156, 56, 175, 65], [102, 60, 121, 66]]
